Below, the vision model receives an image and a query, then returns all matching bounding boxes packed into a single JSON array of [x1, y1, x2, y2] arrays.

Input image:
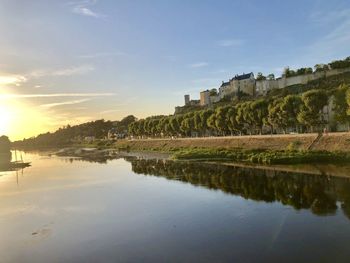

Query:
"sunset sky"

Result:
[[0, 0, 350, 140]]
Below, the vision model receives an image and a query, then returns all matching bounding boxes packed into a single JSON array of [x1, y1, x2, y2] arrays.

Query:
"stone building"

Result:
[[219, 72, 255, 99], [200, 89, 220, 106], [230, 72, 255, 96]]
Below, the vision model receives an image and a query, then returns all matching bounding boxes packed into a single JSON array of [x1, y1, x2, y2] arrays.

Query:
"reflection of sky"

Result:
[[1, 152, 350, 262]]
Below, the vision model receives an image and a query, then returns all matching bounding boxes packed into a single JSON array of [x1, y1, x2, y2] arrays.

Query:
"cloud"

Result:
[[30, 65, 94, 78], [79, 52, 126, 59], [52, 65, 95, 76], [69, 0, 105, 18], [100, 109, 122, 114], [0, 93, 115, 99], [188, 62, 209, 68], [218, 39, 244, 47], [40, 99, 91, 109], [0, 75, 27, 87], [307, 9, 350, 58]]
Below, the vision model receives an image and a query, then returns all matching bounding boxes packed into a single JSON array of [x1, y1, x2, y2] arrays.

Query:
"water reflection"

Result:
[[129, 159, 350, 219]]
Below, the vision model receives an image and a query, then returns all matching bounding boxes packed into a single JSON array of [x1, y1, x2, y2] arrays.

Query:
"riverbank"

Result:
[[112, 132, 350, 164], [15, 132, 350, 165]]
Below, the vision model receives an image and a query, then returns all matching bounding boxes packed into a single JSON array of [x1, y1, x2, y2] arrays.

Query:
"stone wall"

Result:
[[256, 67, 350, 95]]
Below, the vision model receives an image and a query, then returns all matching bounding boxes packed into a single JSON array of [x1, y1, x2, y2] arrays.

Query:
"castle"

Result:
[[177, 66, 350, 108]]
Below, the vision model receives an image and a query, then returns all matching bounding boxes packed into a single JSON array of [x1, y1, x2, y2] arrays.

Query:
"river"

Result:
[[1, 152, 350, 262]]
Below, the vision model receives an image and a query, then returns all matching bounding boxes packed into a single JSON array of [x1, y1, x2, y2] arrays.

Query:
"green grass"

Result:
[[172, 148, 350, 165]]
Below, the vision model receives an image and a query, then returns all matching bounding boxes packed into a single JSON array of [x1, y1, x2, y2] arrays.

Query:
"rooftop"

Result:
[[232, 72, 254, 81]]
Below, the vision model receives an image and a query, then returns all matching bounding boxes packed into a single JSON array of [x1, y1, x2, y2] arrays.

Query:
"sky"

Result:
[[0, 0, 350, 140]]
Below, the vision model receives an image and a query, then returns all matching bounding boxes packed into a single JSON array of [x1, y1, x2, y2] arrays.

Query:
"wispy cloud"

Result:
[[100, 109, 122, 114], [30, 64, 94, 78], [79, 52, 126, 59], [53, 65, 95, 76], [40, 98, 91, 109], [218, 39, 244, 47], [188, 62, 209, 68], [0, 75, 27, 87], [69, 0, 105, 18], [307, 8, 350, 58], [0, 93, 115, 99]]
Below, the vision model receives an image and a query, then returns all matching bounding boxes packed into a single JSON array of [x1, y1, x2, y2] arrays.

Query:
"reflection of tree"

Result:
[[0, 152, 11, 165], [338, 182, 350, 220], [129, 159, 350, 218]]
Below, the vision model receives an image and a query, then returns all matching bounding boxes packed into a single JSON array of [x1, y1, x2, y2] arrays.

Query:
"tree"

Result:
[[215, 106, 229, 135], [235, 103, 247, 135], [250, 99, 269, 134], [284, 67, 296, 77], [237, 102, 254, 134], [256, 72, 266, 81], [314, 64, 329, 72], [333, 84, 350, 130], [207, 113, 217, 133], [193, 111, 203, 135], [347, 88, 350, 116], [267, 74, 275, 80], [298, 89, 328, 132], [268, 99, 286, 133], [226, 107, 239, 135], [169, 116, 180, 136], [199, 109, 213, 135], [281, 95, 302, 131], [180, 114, 194, 136], [0, 135, 11, 153]]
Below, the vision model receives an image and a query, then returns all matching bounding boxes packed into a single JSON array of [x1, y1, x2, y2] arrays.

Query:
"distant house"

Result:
[[107, 128, 126, 140]]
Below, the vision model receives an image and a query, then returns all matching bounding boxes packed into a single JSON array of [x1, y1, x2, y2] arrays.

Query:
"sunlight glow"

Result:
[[0, 75, 26, 87], [0, 103, 13, 135], [0, 98, 51, 141]]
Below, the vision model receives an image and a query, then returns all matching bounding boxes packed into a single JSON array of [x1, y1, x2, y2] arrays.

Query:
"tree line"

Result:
[[129, 85, 350, 137]]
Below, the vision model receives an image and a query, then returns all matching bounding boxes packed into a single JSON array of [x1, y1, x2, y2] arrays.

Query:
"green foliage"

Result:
[[329, 57, 350, 69], [268, 99, 286, 133], [14, 120, 115, 148], [286, 140, 302, 151], [250, 99, 269, 133], [215, 106, 229, 134], [267, 73, 275, 80], [284, 67, 313, 77], [256, 72, 266, 80], [281, 95, 302, 129], [172, 148, 350, 165], [333, 84, 350, 125], [347, 88, 350, 116], [209, 88, 218, 96], [297, 90, 328, 130], [314, 64, 329, 72]]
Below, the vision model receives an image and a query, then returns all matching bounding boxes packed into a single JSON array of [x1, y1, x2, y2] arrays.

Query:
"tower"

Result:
[[184, 94, 190, 105]]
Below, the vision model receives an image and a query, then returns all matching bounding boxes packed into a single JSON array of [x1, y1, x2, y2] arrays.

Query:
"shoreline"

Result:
[[13, 132, 350, 166]]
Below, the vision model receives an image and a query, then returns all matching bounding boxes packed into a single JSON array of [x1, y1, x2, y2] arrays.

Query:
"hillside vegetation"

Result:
[[13, 57, 350, 149]]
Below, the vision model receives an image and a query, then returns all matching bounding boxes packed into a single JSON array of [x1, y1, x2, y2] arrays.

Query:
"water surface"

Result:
[[1, 152, 350, 263]]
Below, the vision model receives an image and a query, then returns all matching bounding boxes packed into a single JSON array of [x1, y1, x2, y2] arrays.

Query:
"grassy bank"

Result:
[[113, 133, 350, 165], [171, 148, 350, 165]]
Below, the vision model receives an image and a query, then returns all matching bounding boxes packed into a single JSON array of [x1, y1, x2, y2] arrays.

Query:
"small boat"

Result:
[[0, 161, 31, 171]]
